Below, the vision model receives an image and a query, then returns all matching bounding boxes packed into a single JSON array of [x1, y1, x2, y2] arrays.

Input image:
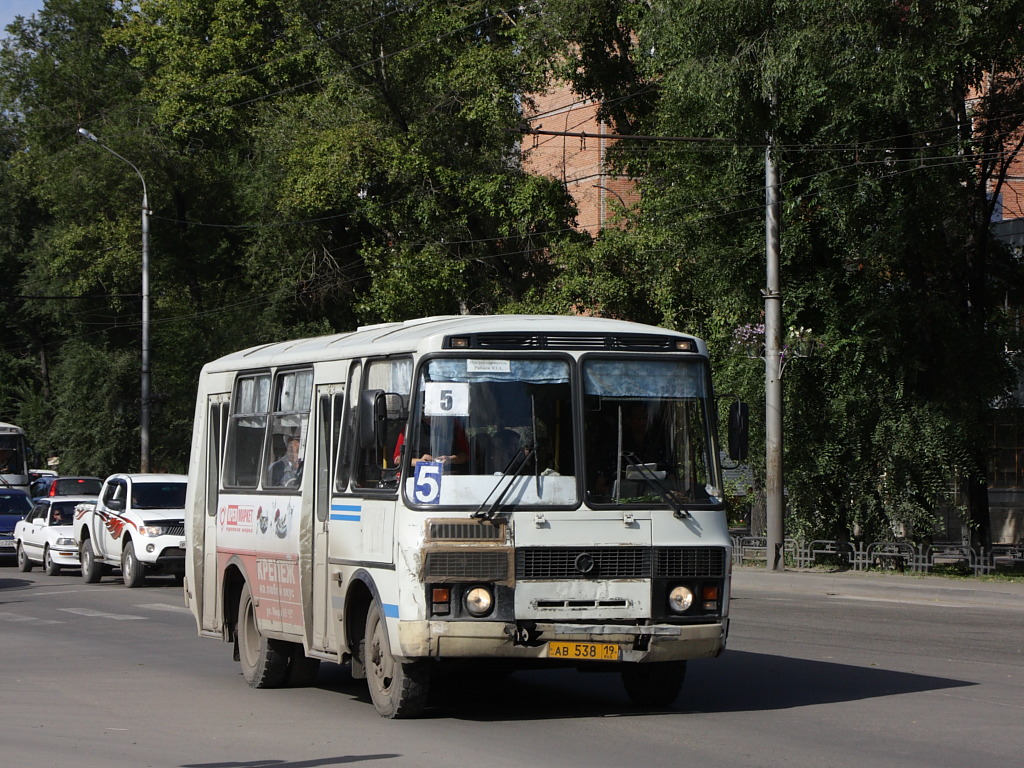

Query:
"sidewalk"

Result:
[[731, 565, 1024, 611]]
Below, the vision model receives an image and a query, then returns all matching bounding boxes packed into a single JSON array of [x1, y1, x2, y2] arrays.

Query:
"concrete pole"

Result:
[[765, 142, 784, 571]]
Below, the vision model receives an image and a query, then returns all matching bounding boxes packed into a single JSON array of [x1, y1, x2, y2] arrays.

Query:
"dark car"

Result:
[[29, 475, 103, 500], [0, 489, 34, 561]]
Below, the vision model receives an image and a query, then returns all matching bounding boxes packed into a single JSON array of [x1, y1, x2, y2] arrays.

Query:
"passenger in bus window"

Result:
[[393, 416, 469, 469], [269, 434, 303, 487]]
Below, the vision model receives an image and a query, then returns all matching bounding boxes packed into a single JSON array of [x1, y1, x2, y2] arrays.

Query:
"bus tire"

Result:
[[364, 601, 429, 719], [121, 540, 146, 588], [17, 542, 33, 572], [621, 660, 687, 709], [80, 537, 102, 583], [44, 546, 61, 576], [237, 582, 289, 688]]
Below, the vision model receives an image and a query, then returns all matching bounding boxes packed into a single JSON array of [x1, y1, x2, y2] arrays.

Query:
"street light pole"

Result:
[[77, 128, 151, 473]]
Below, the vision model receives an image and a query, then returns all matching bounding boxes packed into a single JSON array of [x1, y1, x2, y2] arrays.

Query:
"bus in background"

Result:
[[184, 315, 746, 718], [0, 422, 31, 493]]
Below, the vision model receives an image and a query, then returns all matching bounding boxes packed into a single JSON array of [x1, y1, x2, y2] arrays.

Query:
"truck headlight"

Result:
[[138, 525, 166, 537], [668, 585, 694, 613]]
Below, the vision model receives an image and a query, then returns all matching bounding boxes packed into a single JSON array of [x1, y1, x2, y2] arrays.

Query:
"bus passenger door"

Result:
[[201, 397, 229, 632], [312, 387, 344, 651]]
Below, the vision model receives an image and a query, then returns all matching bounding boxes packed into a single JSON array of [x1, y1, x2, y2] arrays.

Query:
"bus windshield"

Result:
[[403, 357, 576, 508], [582, 357, 719, 506]]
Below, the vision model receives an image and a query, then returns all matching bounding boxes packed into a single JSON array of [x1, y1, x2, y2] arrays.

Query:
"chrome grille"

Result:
[[654, 546, 727, 577]]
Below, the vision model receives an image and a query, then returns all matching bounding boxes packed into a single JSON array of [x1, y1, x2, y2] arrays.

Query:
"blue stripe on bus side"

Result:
[[329, 503, 362, 522], [383, 603, 399, 618]]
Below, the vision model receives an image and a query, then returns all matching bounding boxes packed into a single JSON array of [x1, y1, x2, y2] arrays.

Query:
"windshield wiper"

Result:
[[472, 445, 537, 520], [620, 451, 688, 519]]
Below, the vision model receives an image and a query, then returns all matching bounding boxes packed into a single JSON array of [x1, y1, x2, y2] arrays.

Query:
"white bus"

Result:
[[0, 422, 32, 494], [184, 314, 741, 718]]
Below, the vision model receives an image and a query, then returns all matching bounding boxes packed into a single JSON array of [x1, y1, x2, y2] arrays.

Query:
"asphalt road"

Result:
[[1, 565, 1021, 768]]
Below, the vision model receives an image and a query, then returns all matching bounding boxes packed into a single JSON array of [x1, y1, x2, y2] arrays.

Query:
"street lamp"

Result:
[[77, 127, 151, 473]]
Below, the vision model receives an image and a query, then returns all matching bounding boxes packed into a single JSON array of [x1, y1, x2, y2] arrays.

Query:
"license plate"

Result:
[[0, 540, 14, 549], [547, 641, 620, 661]]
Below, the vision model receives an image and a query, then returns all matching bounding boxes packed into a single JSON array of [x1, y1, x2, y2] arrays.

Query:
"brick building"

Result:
[[520, 84, 637, 236]]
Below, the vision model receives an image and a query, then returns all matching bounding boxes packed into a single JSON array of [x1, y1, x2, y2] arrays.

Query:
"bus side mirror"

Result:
[[728, 401, 749, 462], [359, 389, 387, 449]]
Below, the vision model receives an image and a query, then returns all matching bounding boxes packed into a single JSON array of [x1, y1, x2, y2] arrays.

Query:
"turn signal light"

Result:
[[431, 586, 451, 616], [702, 584, 720, 610]]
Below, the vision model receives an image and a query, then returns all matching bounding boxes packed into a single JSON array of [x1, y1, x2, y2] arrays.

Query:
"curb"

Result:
[[730, 566, 1024, 611]]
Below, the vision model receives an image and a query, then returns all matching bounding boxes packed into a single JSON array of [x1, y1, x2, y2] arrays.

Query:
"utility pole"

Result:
[[764, 137, 784, 572]]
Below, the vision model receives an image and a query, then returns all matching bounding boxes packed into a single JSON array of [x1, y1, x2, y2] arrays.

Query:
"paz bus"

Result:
[[0, 422, 31, 493], [183, 314, 743, 718]]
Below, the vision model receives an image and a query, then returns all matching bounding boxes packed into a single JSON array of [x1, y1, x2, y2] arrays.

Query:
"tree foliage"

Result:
[[2, 0, 1024, 548]]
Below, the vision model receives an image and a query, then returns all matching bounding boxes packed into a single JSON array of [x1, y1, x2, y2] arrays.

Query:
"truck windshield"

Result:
[[403, 357, 576, 508], [582, 357, 719, 506]]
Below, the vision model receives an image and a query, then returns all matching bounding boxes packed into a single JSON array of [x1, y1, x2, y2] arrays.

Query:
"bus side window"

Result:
[[224, 373, 271, 488], [353, 358, 411, 490], [336, 362, 361, 492]]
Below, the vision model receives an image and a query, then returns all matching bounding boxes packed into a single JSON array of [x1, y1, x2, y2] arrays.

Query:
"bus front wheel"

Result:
[[364, 601, 429, 719], [621, 660, 687, 708], [237, 582, 289, 688]]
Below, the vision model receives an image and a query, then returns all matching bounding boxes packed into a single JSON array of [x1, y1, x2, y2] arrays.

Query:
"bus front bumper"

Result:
[[397, 618, 728, 663]]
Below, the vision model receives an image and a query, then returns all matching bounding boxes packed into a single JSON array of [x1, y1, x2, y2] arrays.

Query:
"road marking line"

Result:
[[138, 602, 190, 613], [0, 610, 63, 625], [58, 607, 146, 621]]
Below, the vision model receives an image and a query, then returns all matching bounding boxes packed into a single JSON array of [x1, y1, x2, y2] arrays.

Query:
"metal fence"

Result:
[[731, 536, 1024, 577]]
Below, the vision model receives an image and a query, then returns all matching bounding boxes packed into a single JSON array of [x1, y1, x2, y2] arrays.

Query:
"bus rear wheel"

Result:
[[364, 601, 429, 718], [621, 660, 687, 709], [237, 582, 289, 688]]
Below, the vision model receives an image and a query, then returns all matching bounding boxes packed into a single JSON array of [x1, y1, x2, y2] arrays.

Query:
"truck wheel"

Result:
[[364, 601, 429, 718], [621, 660, 687, 709], [237, 582, 289, 688], [80, 537, 102, 583], [16, 542, 33, 572], [44, 546, 61, 576], [121, 540, 146, 588]]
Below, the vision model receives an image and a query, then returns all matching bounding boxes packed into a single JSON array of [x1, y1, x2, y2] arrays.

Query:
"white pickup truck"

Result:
[[74, 473, 188, 587]]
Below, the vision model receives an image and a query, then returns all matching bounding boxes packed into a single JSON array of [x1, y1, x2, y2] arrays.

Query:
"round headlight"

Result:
[[464, 586, 494, 617], [668, 585, 694, 613]]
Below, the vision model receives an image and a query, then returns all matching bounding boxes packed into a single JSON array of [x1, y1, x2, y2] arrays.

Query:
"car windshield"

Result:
[[0, 493, 32, 515], [54, 478, 102, 496], [582, 357, 720, 506], [132, 482, 187, 509]]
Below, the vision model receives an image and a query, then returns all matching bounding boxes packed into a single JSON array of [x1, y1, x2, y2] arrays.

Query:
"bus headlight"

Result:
[[668, 585, 694, 613], [464, 586, 494, 617]]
